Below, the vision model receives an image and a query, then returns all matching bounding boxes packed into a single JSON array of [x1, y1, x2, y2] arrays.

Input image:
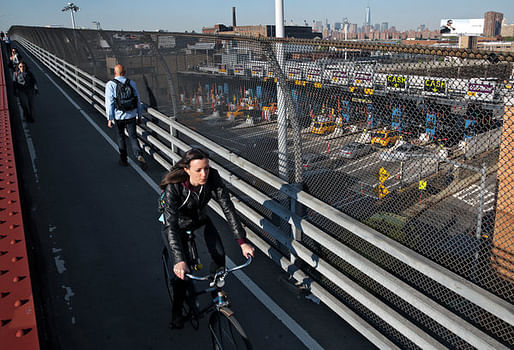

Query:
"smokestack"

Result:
[[232, 7, 236, 27]]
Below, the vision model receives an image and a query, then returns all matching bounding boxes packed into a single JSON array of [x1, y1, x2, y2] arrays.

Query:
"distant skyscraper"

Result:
[[381, 22, 389, 31], [312, 20, 324, 32], [374, 23, 380, 31], [334, 22, 342, 31], [484, 11, 504, 36], [365, 6, 371, 26]]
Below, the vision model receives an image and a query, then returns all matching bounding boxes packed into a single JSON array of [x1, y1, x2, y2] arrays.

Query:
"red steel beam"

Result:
[[0, 45, 40, 349]]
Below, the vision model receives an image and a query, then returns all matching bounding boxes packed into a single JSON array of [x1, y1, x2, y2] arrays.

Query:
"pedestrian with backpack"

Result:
[[105, 64, 146, 168]]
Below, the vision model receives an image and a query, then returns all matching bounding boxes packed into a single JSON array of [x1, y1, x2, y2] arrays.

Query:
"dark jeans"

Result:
[[19, 89, 35, 121], [115, 118, 141, 161], [163, 218, 225, 320]]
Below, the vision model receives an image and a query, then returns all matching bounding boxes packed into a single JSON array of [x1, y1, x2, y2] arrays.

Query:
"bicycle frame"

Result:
[[163, 251, 253, 349], [163, 253, 252, 320]]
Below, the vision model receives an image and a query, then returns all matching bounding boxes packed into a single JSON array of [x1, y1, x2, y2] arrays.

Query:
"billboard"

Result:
[[157, 35, 176, 49], [440, 19, 484, 36]]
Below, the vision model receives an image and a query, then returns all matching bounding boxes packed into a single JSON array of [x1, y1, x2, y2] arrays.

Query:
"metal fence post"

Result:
[[275, 0, 287, 181], [475, 162, 487, 240], [147, 34, 179, 158], [400, 161, 404, 189], [472, 162, 487, 283], [75, 66, 79, 91]]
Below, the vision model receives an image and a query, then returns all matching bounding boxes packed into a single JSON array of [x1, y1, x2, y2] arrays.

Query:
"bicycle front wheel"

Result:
[[209, 308, 252, 350]]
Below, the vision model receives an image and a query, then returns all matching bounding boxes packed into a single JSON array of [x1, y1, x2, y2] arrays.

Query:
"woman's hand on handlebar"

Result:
[[240, 243, 255, 259], [173, 261, 190, 280]]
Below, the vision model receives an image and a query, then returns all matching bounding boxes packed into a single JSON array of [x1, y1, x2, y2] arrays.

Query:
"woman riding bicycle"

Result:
[[159, 148, 255, 329]]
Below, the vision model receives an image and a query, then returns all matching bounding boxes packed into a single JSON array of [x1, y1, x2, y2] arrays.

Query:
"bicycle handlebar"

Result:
[[185, 256, 252, 281]]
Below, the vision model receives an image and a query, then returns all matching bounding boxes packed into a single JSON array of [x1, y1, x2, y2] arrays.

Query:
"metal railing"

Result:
[[10, 28, 514, 349]]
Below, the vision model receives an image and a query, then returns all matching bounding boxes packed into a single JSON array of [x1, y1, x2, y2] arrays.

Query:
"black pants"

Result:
[[19, 89, 35, 121], [163, 218, 225, 320], [115, 118, 142, 161]]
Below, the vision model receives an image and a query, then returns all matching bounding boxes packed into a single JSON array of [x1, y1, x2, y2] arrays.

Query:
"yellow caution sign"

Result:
[[349, 86, 356, 93], [419, 180, 427, 190], [376, 184, 390, 199], [378, 167, 390, 183]]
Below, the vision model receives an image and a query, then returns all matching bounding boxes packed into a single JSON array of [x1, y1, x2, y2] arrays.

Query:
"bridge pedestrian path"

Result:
[[1, 43, 374, 349]]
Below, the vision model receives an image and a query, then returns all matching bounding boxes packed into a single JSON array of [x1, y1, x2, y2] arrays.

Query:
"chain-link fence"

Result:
[[9, 26, 514, 348]]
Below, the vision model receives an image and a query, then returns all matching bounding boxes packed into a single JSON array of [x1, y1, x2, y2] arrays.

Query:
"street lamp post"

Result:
[[62, 2, 80, 29], [343, 18, 349, 60], [92, 21, 101, 30]]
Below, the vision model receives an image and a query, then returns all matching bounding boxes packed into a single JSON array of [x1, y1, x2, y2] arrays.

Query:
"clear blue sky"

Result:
[[1, 0, 513, 33]]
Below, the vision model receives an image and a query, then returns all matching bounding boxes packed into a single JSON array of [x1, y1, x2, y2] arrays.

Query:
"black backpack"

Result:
[[112, 79, 138, 112]]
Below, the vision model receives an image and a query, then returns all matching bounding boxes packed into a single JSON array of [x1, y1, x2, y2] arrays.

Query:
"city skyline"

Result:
[[1, 0, 513, 33]]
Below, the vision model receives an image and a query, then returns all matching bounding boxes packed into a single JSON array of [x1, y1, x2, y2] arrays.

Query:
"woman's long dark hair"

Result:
[[160, 148, 209, 189]]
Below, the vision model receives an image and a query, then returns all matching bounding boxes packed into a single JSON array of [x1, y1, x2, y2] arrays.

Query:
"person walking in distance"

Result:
[[3, 33, 11, 54], [13, 62, 38, 122], [105, 64, 146, 167], [9, 48, 22, 73]]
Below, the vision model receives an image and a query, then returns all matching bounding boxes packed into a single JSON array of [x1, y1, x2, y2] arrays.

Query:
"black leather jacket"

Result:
[[13, 70, 37, 94], [161, 168, 245, 264]]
